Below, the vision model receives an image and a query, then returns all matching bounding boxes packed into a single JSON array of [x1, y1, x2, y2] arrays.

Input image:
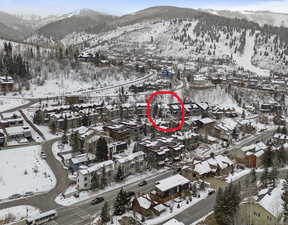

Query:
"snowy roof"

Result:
[[5, 126, 26, 136], [71, 153, 96, 165], [115, 151, 145, 164], [194, 161, 212, 175], [153, 204, 166, 212], [137, 196, 152, 209], [199, 118, 215, 125], [155, 174, 190, 192], [79, 160, 113, 175], [258, 179, 284, 217], [241, 144, 255, 152], [163, 218, 185, 225]]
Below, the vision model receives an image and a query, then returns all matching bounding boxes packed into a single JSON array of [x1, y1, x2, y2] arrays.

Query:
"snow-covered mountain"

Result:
[[27, 9, 116, 42], [0, 11, 35, 40], [60, 6, 288, 74], [202, 9, 288, 28], [2, 6, 288, 75]]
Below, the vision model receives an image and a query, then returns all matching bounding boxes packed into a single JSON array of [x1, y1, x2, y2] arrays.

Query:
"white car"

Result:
[[41, 152, 47, 159]]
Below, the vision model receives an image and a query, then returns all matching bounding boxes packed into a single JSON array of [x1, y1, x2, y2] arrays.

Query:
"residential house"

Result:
[[113, 151, 146, 178], [103, 120, 144, 141], [182, 155, 234, 180], [232, 142, 267, 168], [0, 112, 23, 128], [0, 76, 14, 92], [77, 160, 114, 190], [4, 126, 32, 141], [238, 180, 284, 225], [150, 174, 190, 203], [192, 118, 216, 138], [137, 136, 184, 167]]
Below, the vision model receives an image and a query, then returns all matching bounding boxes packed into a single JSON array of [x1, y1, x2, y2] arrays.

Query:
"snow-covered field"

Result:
[[0, 145, 56, 200], [0, 97, 28, 113], [0, 205, 40, 224]]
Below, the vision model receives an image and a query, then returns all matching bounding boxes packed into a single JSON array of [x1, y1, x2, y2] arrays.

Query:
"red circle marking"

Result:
[[146, 91, 185, 132]]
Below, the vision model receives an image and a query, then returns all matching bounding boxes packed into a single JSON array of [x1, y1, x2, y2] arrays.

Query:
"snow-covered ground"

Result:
[[225, 168, 251, 183], [233, 33, 270, 77], [0, 97, 28, 113], [0, 205, 40, 224], [0, 145, 56, 200]]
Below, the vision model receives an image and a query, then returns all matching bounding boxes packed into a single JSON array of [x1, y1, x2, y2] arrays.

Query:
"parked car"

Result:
[[9, 194, 22, 199], [23, 192, 34, 197], [208, 189, 216, 195], [91, 197, 104, 205], [73, 192, 79, 198], [126, 191, 135, 198], [138, 180, 147, 187], [41, 152, 47, 159]]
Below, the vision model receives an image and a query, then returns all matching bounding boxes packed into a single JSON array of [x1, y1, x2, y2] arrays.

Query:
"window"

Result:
[[84, 177, 88, 181]]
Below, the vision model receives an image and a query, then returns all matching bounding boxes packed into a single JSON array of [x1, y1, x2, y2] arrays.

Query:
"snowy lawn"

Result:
[[0, 97, 28, 113], [55, 169, 169, 206], [0, 145, 56, 200], [0, 205, 40, 224]]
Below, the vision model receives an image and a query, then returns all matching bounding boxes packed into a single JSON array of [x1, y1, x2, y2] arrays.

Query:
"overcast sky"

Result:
[[2, 0, 288, 16]]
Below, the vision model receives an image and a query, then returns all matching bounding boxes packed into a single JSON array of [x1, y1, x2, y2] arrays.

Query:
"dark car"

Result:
[[91, 197, 104, 205], [126, 191, 135, 198], [23, 192, 34, 197], [208, 189, 216, 195], [138, 180, 147, 187], [9, 194, 22, 199]]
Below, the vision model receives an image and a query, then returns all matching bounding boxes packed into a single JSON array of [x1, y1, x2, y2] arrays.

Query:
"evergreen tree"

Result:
[[91, 172, 99, 189], [262, 147, 274, 168], [113, 189, 127, 216], [49, 120, 57, 134], [33, 109, 44, 125], [214, 188, 225, 225], [261, 167, 269, 187], [96, 137, 108, 162], [63, 116, 68, 133], [100, 167, 107, 189], [214, 184, 241, 225], [277, 145, 287, 167], [101, 202, 110, 223], [71, 131, 81, 152], [270, 164, 279, 188], [241, 110, 246, 119], [61, 134, 68, 144], [250, 168, 257, 184], [115, 166, 124, 182]]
